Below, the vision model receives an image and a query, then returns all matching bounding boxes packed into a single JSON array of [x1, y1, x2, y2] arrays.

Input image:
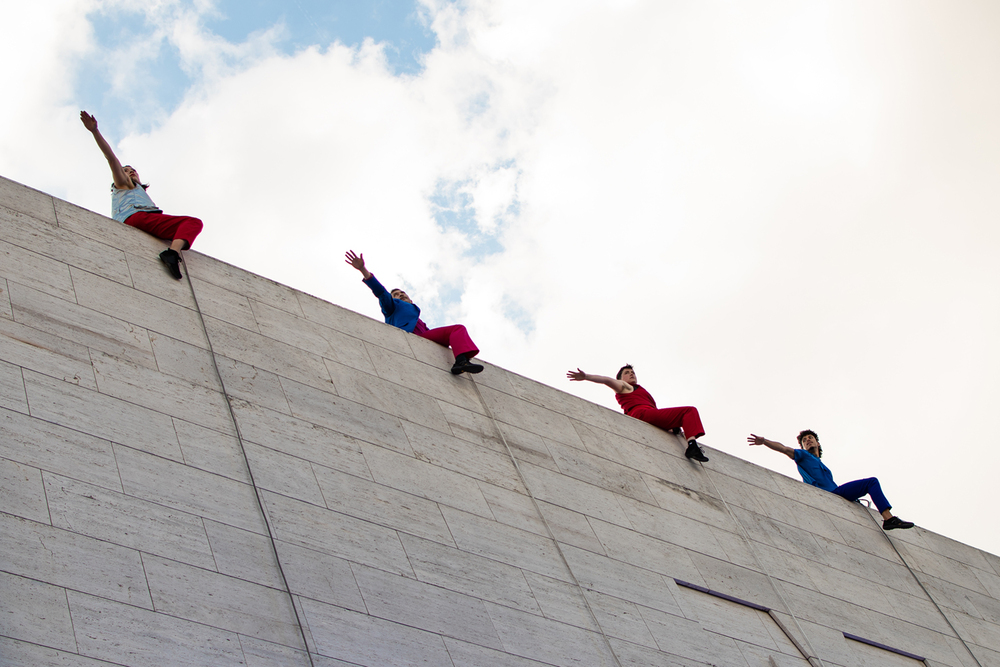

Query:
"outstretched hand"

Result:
[[747, 434, 767, 446], [344, 250, 372, 280], [567, 368, 586, 382], [80, 110, 98, 133]]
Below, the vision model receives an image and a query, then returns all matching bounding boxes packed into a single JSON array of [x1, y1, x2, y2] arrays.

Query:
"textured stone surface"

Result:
[[1, 174, 998, 666]]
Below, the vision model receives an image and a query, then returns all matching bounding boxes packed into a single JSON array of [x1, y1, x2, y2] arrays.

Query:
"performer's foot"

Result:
[[160, 249, 183, 280], [451, 355, 484, 375], [685, 439, 709, 462], [882, 516, 914, 531]]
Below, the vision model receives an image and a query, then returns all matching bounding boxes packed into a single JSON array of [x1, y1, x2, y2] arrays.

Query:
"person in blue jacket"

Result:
[[748, 430, 914, 531], [345, 250, 483, 375]]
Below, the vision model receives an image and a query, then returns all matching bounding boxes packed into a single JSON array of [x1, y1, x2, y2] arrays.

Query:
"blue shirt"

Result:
[[111, 184, 161, 223], [363, 274, 421, 333], [793, 449, 838, 492]]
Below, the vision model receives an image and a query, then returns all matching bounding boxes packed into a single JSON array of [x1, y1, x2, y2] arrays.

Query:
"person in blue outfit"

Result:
[[748, 430, 914, 531], [345, 250, 483, 375]]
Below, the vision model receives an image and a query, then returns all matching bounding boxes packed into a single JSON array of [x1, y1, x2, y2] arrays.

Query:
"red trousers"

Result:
[[413, 322, 479, 359], [629, 405, 705, 440], [126, 211, 203, 249]]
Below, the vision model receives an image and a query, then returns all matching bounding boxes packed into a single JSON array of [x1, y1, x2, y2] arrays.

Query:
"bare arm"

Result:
[[747, 434, 795, 459], [80, 111, 132, 190], [567, 368, 631, 394], [344, 250, 372, 280]]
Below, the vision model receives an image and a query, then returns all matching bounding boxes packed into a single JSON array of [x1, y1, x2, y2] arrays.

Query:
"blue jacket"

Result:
[[793, 449, 838, 492], [363, 274, 421, 332]]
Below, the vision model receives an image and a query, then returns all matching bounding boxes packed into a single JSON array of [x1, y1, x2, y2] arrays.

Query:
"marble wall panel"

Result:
[[71, 267, 208, 348], [251, 299, 376, 374], [0, 570, 76, 652], [352, 563, 504, 649], [617, 494, 733, 562], [24, 370, 184, 461], [535, 499, 607, 554], [517, 461, 631, 527], [52, 198, 162, 258], [484, 601, 618, 667], [122, 251, 199, 306], [312, 462, 456, 546], [690, 554, 784, 612], [0, 177, 57, 223], [639, 604, 751, 666], [587, 518, 704, 585], [477, 385, 586, 449], [0, 456, 49, 523], [295, 289, 416, 358], [68, 590, 247, 667], [0, 316, 98, 389], [271, 540, 367, 612], [0, 238, 76, 301], [477, 483, 545, 535], [503, 370, 619, 434], [643, 470, 733, 532], [239, 636, 313, 667], [0, 636, 121, 667], [0, 513, 151, 608], [400, 419, 523, 492], [186, 253, 304, 317], [114, 444, 267, 535], [0, 276, 11, 319], [545, 439, 658, 505], [366, 341, 482, 412], [436, 399, 508, 454], [518, 570, 601, 633], [143, 555, 304, 648], [149, 332, 223, 390], [300, 598, 454, 667], [44, 472, 217, 570], [398, 533, 542, 614], [443, 638, 554, 667], [0, 357, 27, 413], [243, 441, 326, 506], [215, 357, 291, 414], [0, 407, 122, 491], [262, 491, 413, 577], [10, 282, 156, 367], [173, 417, 251, 482]]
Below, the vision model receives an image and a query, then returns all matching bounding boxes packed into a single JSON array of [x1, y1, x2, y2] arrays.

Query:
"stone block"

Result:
[[0, 357, 27, 413], [536, 499, 607, 554], [0, 315, 98, 389], [643, 470, 733, 532], [173, 417, 251, 482], [398, 532, 542, 614], [296, 288, 416, 358], [263, 491, 413, 576], [68, 590, 247, 667], [91, 350, 236, 436], [202, 519, 286, 590], [584, 588, 660, 648], [0, 277, 11, 319], [186, 276, 260, 331], [359, 440, 494, 518], [0, 513, 151, 608], [401, 419, 523, 492], [559, 544, 686, 617], [477, 384, 586, 449], [300, 597, 454, 667], [545, 438, 658, 506], [2, 204, 132, 286], [0, 570, 76, 651], [478, 482, 546, 535], [444, 637, 554, 667], [280, 376, 412, 453], [203, 315, 335, 393], [71, 267, 208, 348], [436, 399, 508, 454], [518, 461, 631, 527], [639, 603, 751, 666], [143, 555, 304, 647], [115, 443, 267, 534], [0, 636, 120, 667], [52, 198, 161, 257], [496, 421, 559, 471], [270, 539, 367, 612], [618, 494, 733, 562], [10, 282, 156, 368], [587, 517, 703, 584], [149, 332, 223, 391], [0, 237, 76, 301], [243, 440, 326, 506], [25, 370, 184, 462], [44, 472, 217, 570], [484, 601, 619, 667], [518, 570, 601, 633], [366, 341, 483, 412], [0, 456, 48, 523], [0, 177, 56, 223], [353, 562, 504, 649], [691, 554, 784, 612], [325, 357, 453, 433], [229, 398, 370, 478], [123, 250, 200, 306], [504, 370, 619, 435], [572, 420, 692, 489], [252, 299, 376, 374], [605, 637, 706, 667], [0, 407, 122, 492], [313, 462, 456, 546], [216, 357, 292, 414], [186, 252, 304, 317]]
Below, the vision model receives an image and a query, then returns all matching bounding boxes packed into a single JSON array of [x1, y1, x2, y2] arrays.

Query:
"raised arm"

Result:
[[567, 368, 631, 394], [344, 250, 372, 280], [747, 434, 795, 459], [80, 111, 132, 189]]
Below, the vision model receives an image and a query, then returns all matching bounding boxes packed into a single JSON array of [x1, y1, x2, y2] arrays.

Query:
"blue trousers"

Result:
[[832, 477, 890, 513]]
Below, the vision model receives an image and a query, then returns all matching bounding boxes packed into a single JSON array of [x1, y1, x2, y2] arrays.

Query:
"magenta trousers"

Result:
[[126, 211, 203, 249], [413, 321, 479, 359], [628, 405, 705, 440]]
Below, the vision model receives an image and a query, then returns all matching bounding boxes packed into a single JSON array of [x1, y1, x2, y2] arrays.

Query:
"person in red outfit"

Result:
[[567, 364, 708, 461], [80, 110, 203, 280]]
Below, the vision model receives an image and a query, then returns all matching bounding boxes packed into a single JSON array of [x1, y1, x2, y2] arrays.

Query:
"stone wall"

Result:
[[1, 174, 998, 666]]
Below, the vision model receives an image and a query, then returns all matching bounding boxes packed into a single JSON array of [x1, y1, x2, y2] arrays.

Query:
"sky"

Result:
[[1, 0, 999, 559]]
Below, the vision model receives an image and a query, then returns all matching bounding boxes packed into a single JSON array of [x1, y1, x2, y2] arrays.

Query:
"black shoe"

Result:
[[883, 516, 914, 531], [450, 356, 484, 375], [160, 249, 183, 280], [685, 440, 709, 462]]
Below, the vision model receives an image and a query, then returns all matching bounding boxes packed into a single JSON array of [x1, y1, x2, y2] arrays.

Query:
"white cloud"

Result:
[[2, 0, 1000, 556]]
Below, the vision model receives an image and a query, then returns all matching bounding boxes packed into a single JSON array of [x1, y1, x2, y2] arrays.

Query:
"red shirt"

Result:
[[615, 384, 656, 414]]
